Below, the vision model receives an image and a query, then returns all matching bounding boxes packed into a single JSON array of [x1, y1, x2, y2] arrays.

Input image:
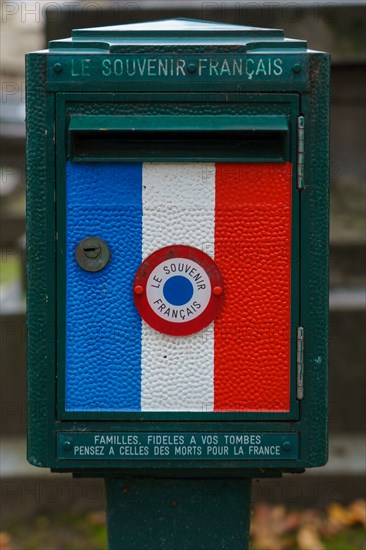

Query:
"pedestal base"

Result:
[[105, 477, 252, 550]]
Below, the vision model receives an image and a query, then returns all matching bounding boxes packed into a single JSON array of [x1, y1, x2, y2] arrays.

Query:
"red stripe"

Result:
[[214, 163, 292, 412]]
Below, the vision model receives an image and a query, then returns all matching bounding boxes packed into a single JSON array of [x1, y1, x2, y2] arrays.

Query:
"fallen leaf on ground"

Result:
[[327, 503, 353, 527], [0, 532, 14, 550], [250, 504, 285, 550], [297, 525, 325, 550], [282, 511, 302, 533], [300, 510, 324, 531], [87, 511, 106, 526], [347, 499, 366, 526]]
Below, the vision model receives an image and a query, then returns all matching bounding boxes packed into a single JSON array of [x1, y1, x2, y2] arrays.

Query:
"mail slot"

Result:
[[26, 19, 329, 474], [69, 115, 290, 161]]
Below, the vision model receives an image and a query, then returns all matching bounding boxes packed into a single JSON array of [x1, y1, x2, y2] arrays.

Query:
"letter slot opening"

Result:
[[68, 114, 290, 162]]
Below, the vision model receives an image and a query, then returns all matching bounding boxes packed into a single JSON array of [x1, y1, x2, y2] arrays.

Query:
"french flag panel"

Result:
[[65, 161, 292, 412]]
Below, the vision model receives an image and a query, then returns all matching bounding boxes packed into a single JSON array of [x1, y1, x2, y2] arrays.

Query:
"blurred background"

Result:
[[1, 1, 365, 549]]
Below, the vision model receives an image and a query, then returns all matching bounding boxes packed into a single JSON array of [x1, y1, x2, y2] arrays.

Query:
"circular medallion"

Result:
[[133, 245, 224, 336]]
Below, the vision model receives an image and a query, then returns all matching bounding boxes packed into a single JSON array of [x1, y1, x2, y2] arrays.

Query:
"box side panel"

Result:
[[26, 53, 55, 467], [301, 52, 330, 467]]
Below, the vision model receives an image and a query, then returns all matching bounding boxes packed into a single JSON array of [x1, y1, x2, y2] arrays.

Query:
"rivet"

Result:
[[134, 285, 144, 295], [292, 64, 302, 74], [213, 286, 223, 296], [53, 63, 63, 74], [63, 440, 72, 451], [187, 63, 197, 73], [282, 440, 292, 451]]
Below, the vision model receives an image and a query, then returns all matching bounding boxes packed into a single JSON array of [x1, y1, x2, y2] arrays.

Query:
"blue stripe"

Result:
[[65, 162, 142, 411]]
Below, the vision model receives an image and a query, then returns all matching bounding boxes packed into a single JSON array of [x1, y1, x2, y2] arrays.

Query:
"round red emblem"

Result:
[[133, 245, 224, 336]]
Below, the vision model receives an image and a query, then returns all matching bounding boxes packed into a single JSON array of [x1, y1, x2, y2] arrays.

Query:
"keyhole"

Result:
[[83, 246, 101, 259]]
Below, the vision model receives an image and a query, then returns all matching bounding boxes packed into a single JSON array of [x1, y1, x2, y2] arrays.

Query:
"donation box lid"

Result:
[[48, 18, 308, 51]]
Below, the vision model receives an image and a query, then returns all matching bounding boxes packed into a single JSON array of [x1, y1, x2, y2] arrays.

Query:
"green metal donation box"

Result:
[[26, 19, 329, 549]]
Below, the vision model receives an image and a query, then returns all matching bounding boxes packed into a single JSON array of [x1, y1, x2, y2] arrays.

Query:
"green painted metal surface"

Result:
[[26, 18, 329, 475], [104, 477, 252, 550]]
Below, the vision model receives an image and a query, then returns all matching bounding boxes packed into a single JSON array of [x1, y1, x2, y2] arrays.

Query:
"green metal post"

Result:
[[105, 477, 252, 550]]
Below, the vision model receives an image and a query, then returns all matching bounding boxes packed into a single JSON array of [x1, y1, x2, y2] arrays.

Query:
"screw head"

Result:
[[134, 285, 144, 295], [213, 286, 223, 296], [292, 64, 302, 74], [75, 237, 110, 272], [53, 63, 63, 74], [187, 63, 197, 73], [282, 440, 292, 451], [63, 440, 72, 451]]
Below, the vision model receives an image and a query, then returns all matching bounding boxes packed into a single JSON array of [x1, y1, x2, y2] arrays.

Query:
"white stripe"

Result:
[[141, 163, 215, 411]]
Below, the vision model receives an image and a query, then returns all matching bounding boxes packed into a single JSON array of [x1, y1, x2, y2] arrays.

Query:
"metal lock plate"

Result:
[[75, 237, 110, 272]]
